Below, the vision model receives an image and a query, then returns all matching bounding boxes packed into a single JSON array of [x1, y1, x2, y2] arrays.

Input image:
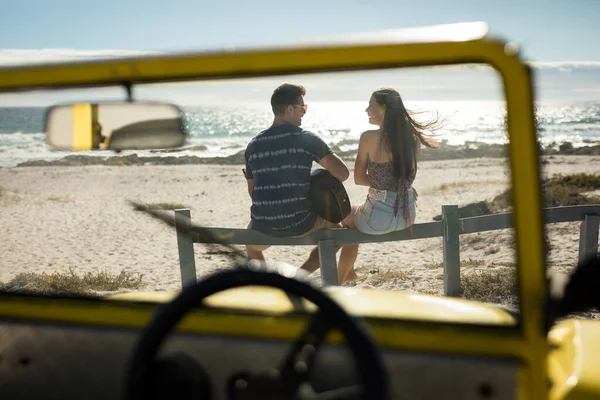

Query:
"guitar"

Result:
[[308, 168, 352, 223]]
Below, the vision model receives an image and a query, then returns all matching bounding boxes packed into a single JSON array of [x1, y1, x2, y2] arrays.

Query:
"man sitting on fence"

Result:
[[243, 83, 359, 284]]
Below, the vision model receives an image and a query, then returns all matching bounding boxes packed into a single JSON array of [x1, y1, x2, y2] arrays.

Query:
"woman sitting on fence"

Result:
[[343, 88, 442, 239]]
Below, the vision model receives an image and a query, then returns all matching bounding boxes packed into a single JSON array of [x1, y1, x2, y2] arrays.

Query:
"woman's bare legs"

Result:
[[246, 246, 266, 262], [300, 243, 358, 285], [299, 209, 360, 285], [338, 244, 359, 284], [338, 205, 360, 285]]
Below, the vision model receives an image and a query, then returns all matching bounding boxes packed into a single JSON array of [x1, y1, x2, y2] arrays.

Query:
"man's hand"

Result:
[[319, 153, 350, 182]]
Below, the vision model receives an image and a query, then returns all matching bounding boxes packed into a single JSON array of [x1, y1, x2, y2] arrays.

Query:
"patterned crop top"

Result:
[[367, 157, 415, 231]]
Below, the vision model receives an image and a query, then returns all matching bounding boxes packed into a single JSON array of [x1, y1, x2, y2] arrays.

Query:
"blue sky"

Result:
[[1, 0, 598, 60], [0, 0, 599, 104]]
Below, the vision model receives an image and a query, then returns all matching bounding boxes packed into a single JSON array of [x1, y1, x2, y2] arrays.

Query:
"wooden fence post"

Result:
[[442, 205, 461, 297], [318, 239, 338, 287], [578, 215, 600, 266], [175, 209, 197, 288]]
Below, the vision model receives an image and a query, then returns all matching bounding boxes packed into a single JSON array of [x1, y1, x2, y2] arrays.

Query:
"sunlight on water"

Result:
[[183, 100, 508, 146], [0, 100, 599, 167]]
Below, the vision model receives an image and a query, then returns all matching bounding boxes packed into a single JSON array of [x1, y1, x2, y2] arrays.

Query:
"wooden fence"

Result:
[[174, 205, 600, 296]]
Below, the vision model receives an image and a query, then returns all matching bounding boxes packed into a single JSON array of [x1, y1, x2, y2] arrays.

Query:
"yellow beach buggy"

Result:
[[0, 22, 599, 400]]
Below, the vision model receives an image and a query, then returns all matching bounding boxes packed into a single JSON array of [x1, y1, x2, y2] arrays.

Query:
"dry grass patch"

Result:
[[462, 259, 486, 268], [423, 259, 484, 270], [0, 268, 145, 296], [360, 268, 412, 286], [138, 202, 190, 210], [484, 245, 501, 255], [551, 173, 600, 190], [487, 173, 600, 212], [47, 195, 74, 203], [461, 233, 486, 245], [460, 267, 518, 307]]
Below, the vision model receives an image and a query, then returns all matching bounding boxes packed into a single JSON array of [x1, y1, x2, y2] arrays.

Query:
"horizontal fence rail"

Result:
[[174, 205, 600, 297]]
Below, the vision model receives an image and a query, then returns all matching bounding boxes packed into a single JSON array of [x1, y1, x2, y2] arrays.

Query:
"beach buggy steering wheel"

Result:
[[125, 267, 389, 400]]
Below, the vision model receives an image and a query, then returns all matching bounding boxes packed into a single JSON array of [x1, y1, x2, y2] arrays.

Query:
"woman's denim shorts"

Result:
[[355, 188, 416, 235]]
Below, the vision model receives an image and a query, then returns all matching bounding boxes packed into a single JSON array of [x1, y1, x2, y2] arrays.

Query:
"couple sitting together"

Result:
[[243, 83, 440, 285]]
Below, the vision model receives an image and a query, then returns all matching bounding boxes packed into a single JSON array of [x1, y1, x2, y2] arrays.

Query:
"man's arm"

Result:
[[303, 130, 350, 182], [246, 178, 255, 198], [243, 168, 254, 198], [319, 153, 350, 182]]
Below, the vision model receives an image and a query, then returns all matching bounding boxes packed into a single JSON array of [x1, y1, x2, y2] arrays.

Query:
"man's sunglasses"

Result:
[[293, 104, 308, 113]]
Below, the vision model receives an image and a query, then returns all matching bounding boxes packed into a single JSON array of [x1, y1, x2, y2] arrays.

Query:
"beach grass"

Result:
[[423, 259, 485, 270], [0, 268, 145, 296], [366, 269, 413, 286], [137, 202, 190, 210], [460, 266, 518, 307], [487, 172, 600, 211]]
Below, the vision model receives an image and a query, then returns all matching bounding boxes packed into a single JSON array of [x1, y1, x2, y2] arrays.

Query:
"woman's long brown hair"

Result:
[[372, 88, 443, 181]]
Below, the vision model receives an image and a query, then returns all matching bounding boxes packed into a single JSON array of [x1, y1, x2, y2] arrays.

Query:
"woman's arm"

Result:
[[354, 132, 370, 187]]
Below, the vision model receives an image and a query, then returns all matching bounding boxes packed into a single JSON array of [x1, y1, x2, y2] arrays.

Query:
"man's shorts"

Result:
[[246, 216, 341, 252]]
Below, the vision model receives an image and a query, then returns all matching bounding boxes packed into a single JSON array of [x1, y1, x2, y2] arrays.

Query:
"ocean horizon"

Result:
[[1, 99, 599, 168]]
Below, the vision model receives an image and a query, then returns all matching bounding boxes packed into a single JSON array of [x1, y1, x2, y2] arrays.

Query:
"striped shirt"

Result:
[[244, 123, 333, 237]]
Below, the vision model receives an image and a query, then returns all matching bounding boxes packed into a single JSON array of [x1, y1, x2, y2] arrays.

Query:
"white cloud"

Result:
[[527, 61, 600, 69], [296, 22, 489, 47], [0, 48, 160, 67]]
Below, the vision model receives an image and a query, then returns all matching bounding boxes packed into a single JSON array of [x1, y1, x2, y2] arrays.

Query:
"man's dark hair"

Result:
[[270, 83, 306, 115]]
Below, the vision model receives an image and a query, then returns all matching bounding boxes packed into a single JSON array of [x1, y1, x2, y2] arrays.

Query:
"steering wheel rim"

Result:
[[125, 267, 389, 400]]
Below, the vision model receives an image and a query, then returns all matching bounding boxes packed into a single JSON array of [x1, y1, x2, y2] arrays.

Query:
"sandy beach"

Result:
[[2, 153, 598, 304]]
